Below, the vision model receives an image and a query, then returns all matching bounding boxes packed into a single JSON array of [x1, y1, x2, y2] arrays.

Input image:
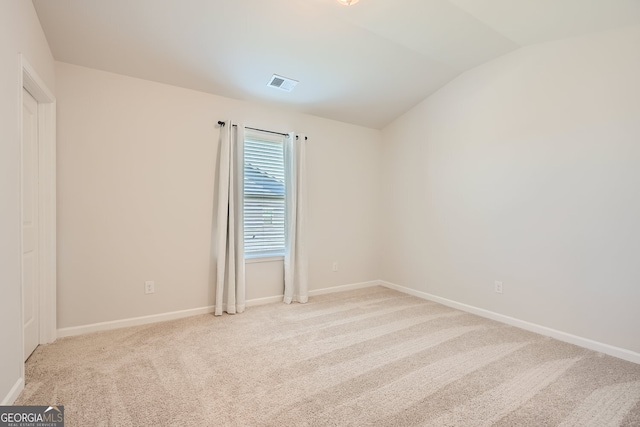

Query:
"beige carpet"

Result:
[[16, 286, 640, 426]]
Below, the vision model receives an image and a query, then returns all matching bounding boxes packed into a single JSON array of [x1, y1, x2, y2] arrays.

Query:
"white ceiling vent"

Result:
[[267, 74, 298, 92]]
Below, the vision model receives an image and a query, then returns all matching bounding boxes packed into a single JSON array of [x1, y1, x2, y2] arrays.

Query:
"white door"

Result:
[[22, 88, 39, 361]]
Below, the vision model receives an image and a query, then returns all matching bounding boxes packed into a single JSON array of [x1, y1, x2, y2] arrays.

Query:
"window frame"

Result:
[[243, 128, 287, 260]]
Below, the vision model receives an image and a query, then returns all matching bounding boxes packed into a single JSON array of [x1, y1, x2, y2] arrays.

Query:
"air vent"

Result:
[[267, 74, 298, 92]]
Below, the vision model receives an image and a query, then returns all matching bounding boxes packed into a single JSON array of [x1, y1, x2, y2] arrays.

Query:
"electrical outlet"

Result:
[[332, 262, 338, 272], [145, 280, 155, 294], [494, 281, 503, 294]]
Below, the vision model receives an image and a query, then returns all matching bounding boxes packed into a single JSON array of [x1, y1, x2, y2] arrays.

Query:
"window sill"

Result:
[[245, 256, 284, 264]]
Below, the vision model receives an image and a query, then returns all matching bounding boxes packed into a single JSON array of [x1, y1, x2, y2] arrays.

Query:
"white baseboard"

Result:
[[309, 280, 380, 296], [246, 295, 283, 307], [1, 377, 24, 405], [57, 306, 216, 338], [56, 281, 381, 339], [380, 280, 640, 365], [54, 279, 640, 365], [249, 280, 380, 305]]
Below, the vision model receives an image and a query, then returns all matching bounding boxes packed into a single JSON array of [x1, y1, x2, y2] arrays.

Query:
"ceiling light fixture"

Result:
[[337, 0, 359, 5]]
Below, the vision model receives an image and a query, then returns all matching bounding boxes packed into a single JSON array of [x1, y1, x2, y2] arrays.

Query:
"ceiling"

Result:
[[33, 0, 640, 129]]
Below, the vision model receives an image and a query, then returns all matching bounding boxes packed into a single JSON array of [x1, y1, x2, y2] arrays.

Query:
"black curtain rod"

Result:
[[217, 121, 307, 140], [218, 121, 287, 137]]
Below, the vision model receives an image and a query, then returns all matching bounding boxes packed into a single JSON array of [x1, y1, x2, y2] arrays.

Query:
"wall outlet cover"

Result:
[[145, 280, 155, 294]]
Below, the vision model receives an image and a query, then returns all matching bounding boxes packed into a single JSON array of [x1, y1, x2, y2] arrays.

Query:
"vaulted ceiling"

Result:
[[33, 0, 640, 128]]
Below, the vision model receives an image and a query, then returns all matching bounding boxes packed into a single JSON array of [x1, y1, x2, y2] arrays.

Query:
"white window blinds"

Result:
[[243, 130, 286, 258]]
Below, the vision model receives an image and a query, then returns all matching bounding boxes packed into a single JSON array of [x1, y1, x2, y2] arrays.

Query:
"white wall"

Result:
[[381, 26, 640, 353], [0, 1, 55, 404], [56, 62, 381, 329]]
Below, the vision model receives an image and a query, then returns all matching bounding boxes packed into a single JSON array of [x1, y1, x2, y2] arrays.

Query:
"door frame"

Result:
[[19, 55, 56, 366]]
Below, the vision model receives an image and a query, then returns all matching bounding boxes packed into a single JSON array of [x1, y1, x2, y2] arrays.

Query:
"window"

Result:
[[243, 129, 286, 258]]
